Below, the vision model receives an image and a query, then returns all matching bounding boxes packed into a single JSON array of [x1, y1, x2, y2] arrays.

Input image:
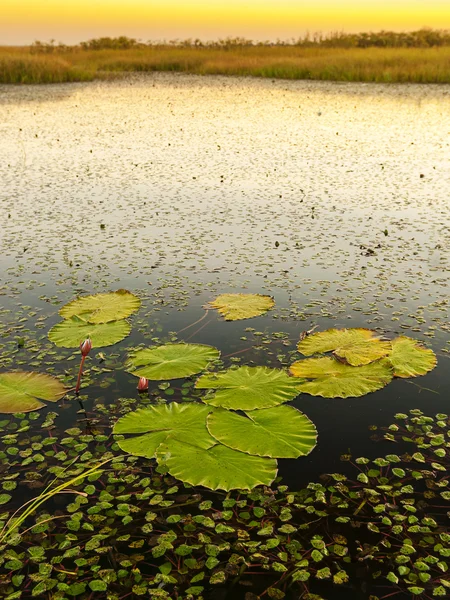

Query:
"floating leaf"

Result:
[[59, 289, 141, 324], [48, 316, 130, 348], [289, 357, 393, 398], [209, 293, 274, 321], [206, 406, 317, 458], [0, 371, 67, 414], [297, 328, 391, 366], [388, 336, 437, 378], [127, 343, 220, 380], [156, 439, 277, 491], [195, 366, 301, 410], [113, 403, 216, 458]]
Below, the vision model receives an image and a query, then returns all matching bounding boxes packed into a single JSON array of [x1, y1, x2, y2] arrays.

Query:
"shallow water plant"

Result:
[[195, 365, 302, 410], [209, 293, 275, 320], [0, 408, 447, 600], [59, 289, 141, 323], [387, 336, 437, 377], [48, 315, 131, 348], [114, 401, 317, 489], [289, 356, 393, 398], [206, 405, 317, 458], [0, 371, 67, 413], [296, 327, 391, 366], [126, 343, 220, 380]]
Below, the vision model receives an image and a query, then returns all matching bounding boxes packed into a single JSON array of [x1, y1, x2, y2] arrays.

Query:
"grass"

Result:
[[1, 45, 450, 84]]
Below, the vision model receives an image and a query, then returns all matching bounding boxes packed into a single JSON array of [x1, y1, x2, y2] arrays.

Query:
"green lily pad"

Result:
[[387, 336, 437, 378], [209, 293, 274, 321], [156, 439, 278, 491], [297, 328, 391, 366], [127, 343, 220, 380], [289, 357, 393, 398], [113, 403, 216, 457], [206, 405, 317, 458], [59, 289, 141, 324], [48, 316, 131, 348], [0, 371, 67, 414], [195, 366, 301, 410]]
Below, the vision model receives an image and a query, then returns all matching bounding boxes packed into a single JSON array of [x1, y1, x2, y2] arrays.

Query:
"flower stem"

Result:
[[75, 355, 86, 394]]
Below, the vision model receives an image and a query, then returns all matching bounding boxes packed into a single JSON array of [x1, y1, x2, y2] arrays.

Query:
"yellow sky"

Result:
[[2, 0, 450, 44]]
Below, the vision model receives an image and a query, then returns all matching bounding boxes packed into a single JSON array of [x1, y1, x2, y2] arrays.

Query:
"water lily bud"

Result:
[[80, 338, 92, 356], [137, 377, 149, 392]]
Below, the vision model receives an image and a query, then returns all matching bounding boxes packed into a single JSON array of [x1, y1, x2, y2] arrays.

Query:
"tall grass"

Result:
[[0, 52, 94, 84], [1, 45, 450, 84]]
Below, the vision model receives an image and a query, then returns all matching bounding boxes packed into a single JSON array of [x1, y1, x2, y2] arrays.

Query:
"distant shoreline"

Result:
[[1, 45, 450, 85]]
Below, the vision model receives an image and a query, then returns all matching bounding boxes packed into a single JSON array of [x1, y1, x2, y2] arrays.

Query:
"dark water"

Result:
[[0, 74, 449, 598]]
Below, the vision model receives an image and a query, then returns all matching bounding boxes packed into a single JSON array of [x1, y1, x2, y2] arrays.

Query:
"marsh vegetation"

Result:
[[2, 29, 450, 84]]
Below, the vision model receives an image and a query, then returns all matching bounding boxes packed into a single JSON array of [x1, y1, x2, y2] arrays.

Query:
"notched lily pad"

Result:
[[48, 316, 131, 348], [113, 402, 216, 458], [206, 405, 318, 458], [0, 371, 68, 414], [209, 293, 274, 321], [388, 336, 437, 378], [156, 439, 278, 491], [289, 357, 393, 398], [195, 365, 301, 410], [127, 343, 220, 380], [297, 328, 391, 366], [59, 289, 141, 324]]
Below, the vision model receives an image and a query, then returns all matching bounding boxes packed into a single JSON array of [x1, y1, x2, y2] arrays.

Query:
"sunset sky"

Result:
[[2, 0, 450, 45]]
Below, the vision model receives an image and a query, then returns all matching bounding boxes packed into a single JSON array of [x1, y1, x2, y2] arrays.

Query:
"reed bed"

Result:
[[1, 45, 450, 84]]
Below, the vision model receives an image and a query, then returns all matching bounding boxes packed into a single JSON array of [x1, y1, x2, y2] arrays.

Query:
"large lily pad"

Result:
[[113, 403, 216, 458], [195, 366, 301, 410], [48, 316, 131, 348], [297, 328, 391, 366], [209, 293, 274, 321], [388, 336, 437, 378], [59, 289, 141, 324], [289, 357, 393, 398], [207, 405, 317, 458], [0, 371, 67, 414], [156, 439, 278, 491], [127, 343, 220, 380]]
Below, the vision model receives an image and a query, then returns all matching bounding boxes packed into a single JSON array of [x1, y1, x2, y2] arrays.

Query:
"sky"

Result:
[[2, 0, 450, 45]]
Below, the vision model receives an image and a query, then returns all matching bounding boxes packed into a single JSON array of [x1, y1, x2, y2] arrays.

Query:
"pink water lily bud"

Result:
[[137, 377, 149, 392], [80, 338, 92, 357]]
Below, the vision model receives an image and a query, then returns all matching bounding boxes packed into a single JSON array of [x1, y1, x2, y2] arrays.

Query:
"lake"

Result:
[[0, 74, 449, 599]]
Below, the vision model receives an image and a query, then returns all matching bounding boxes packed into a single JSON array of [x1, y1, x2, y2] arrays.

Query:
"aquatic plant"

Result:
[[59, 289, 141, 323], [209, 293, 275, 321], [126, 343, 221, 380], [0, 371, 67, 414], [114, 401, 315, 490], [48, 290, 140, 349], [290, 328, 437, 398], [0, 408, 447, 599], [195, 365, 302, 410], [75, 338, 92, 394], [290, 355, 394, 398]]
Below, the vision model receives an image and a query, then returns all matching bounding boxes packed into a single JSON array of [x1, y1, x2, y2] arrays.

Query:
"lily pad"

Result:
[[209, 293, 274, 321], [127, 343, 220, 380], [195, 366, 301, 410], [48, 316, 131, 348], [388, 336, 437, 378], [59, 289, 141, 324], [207, 405, 317, 458], [0, 371, 67, 414], [289, 357, 393, 398], [297, 328, 391, 366], [156, 439, 278, 491], [113, 403, 216, 458]]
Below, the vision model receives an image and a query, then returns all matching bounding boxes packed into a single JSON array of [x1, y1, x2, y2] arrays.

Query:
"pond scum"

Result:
[[0, 291, 447, 599]]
